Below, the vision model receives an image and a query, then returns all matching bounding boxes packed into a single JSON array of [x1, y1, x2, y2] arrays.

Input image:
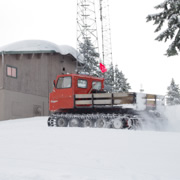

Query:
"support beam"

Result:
[[28, 53, 34, 59], [16, 53, 23, 60], [37, 53, 43, 59]]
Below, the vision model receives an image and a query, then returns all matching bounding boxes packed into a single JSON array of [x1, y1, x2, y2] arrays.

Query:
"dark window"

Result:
[[92, 81, 101, 90], [56, 76, 72, 88], [6, 65, 17, 78], [78, 79, 87, 88]]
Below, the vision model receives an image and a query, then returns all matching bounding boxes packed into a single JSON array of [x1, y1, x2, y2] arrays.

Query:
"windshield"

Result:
[[56, 76, 71, 88]]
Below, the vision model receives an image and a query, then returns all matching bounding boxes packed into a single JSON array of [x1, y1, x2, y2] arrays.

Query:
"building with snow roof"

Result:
[[0, 40, 83, 120]]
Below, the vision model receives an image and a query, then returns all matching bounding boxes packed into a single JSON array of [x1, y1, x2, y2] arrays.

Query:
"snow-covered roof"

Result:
[[0, 40, 84, 63]]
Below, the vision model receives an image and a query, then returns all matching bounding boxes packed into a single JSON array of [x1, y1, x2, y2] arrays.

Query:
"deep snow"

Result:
[[0, 112, 180, 180]]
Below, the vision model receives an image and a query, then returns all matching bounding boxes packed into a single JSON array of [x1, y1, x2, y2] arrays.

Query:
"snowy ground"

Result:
[[0, 107, 180, 180]]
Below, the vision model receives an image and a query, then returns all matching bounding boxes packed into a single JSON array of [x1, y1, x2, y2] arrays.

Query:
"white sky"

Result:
[[0, 0, 180, 95]]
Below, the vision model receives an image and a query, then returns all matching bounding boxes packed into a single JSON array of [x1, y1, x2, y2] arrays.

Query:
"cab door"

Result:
[[50, 76, 74, 110]]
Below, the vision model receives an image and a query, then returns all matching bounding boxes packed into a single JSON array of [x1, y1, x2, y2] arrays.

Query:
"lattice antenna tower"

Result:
[[76, 0, 99, 72], [99, 0, 113, 68]]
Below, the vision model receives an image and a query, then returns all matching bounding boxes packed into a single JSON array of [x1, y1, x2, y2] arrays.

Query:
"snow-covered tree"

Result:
[[79, 39, 101, 76], [104, 62, 114, 92], [104, 64, 131, 93], [146, 0, 180, 56], [167, 78, 180, 105], [114, 64, 131, 92]]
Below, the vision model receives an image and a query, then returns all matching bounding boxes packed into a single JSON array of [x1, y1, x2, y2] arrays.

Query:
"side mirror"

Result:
[[53, 80, 56, 88]]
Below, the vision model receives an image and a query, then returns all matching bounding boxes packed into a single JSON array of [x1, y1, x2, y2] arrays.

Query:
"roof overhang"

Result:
[[0, 40, 84, 63]]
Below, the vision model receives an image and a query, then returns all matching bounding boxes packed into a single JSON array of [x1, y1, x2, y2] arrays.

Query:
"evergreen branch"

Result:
[[168, 14, 178, 28], [146, 0, 180, 56], [155, 26, 177, 41], [155, 20, 164, 32], [155, 0, 168, 9], [166, 41, 178, 56]]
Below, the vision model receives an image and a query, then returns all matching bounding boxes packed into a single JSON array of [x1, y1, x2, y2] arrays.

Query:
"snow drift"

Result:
[[164, 105, 180, 132], [0, 115, 180, 180]]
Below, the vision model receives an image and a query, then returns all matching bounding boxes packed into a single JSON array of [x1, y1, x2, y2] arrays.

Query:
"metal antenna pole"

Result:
[[76, 0, 99, 72], [99, 0, 104, 65], [99, 0, 113, 69]]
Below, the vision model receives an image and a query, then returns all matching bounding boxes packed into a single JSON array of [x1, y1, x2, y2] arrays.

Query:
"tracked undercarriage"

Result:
[[47, 108, 164, 130], [48, 112, 141, 129]]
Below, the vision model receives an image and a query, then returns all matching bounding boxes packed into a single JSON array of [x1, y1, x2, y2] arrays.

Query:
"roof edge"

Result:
[[0, 40, 84, 63]]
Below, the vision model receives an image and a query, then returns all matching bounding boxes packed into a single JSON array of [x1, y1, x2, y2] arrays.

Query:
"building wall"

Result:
[[3, 53, 76, 97], [0, 90, 4, 120], [0, 56, 2, 89], [0, 52, 76, 120], [0, 56, 3, 120], [0, 89, 48, 120]]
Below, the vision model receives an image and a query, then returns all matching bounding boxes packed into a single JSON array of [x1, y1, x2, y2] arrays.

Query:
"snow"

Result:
[[0, 112, 180, 180], [0, 40, 84, 63], [164, 105, 180, 132]]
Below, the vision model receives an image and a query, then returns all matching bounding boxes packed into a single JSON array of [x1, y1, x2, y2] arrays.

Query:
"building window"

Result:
[[6, 65, 17, 78]]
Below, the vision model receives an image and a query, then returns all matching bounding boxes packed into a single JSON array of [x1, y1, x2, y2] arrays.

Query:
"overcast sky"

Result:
[[0, 0, 180, 95]]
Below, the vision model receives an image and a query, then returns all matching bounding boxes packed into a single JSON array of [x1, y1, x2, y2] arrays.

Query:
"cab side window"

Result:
[[92, 81, 101, 90], [78, 79, 87, 88]]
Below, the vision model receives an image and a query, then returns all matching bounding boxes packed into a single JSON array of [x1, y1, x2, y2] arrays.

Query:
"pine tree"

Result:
[[114, 64, 131, 92], [79, 39, 101, 76], [104, 62, 114, 92], [167, 78, 180, 105], [146, 0, 180, 56]]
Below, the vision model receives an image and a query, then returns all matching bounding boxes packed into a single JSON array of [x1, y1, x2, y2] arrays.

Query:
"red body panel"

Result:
[[49, 87, 74, 111], [49, 74, 104, 112]]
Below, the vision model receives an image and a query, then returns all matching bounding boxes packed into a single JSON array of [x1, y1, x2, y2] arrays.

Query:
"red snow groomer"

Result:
[[48, 73, 165, 129]]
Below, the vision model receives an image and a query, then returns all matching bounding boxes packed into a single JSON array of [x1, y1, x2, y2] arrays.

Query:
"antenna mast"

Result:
[[99, 0, 113, 68], [76, 0, 99, 72]]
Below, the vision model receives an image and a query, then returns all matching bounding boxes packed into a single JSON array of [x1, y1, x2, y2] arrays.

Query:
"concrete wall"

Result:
[[0, 52, 76, 120], [0, 89, 48, 120]]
